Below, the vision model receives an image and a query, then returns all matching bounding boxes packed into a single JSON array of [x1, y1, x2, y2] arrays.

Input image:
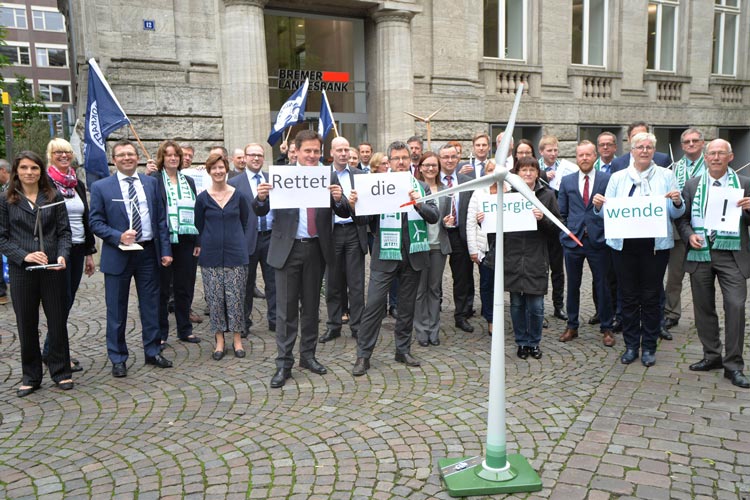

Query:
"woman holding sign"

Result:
[[593, 132, 684, 367], [0, 151, 73, 396]]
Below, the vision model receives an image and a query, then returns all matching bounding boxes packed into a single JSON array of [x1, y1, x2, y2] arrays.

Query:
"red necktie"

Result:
[[307, 207, 317, 237], [446, 176, 457, 220], [583, 175, 590, 206]]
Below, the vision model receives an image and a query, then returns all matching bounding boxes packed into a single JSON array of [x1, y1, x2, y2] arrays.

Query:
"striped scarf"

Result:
[[673, 155, 705, 190], [687, 169, 741, 262]]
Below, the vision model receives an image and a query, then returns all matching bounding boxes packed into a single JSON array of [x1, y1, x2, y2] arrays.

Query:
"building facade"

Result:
[[59, 0, 750, 165]]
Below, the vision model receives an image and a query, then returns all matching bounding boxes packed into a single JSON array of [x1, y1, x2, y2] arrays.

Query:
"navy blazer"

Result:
[[227, 170, 261, 256], [610, 151, 671, 173], [89, 173, 171, 275], [558, 170, 610, 249]]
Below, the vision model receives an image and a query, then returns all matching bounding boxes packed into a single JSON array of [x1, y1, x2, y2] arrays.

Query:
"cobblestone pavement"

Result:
[[1, 265, 749, 500]]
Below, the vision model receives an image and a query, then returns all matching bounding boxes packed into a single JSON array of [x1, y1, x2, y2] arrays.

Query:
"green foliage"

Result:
[[0, 75, 51, 159]]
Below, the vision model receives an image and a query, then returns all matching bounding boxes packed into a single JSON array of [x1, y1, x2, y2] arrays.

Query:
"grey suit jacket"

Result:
[[677, 174, 750, 278], [335, 166, 368, 254]]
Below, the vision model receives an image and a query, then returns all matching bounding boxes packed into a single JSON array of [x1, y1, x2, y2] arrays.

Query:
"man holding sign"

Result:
[[253, 130, 349, 389], [677, 139, 750, 389]]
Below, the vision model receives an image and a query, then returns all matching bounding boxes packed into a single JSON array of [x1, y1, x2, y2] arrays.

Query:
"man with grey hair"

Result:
[[677, 138, 750, 389], [0, 159, 10, 304]]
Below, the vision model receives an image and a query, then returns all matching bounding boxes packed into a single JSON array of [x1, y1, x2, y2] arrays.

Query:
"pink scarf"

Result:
[[48, 165, 78, 198]]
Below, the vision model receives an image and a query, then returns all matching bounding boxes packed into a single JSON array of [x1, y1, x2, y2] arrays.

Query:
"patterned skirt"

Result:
[[201, 266, 247, 333]]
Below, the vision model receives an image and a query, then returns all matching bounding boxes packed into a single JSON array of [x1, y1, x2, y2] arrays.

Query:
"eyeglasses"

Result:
[[681, 139, 703, 145], [114, 152, 138, 158], [597, 142, 615, 148], [706, 151, 730, 157], [245, 153, 264, 158], [420, 163, 439, 169], [633, 145, 655, 152], [53, 150, 73, 155]]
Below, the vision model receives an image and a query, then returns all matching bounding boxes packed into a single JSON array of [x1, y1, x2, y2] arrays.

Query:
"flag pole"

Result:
[[128, 123, 151, 161]]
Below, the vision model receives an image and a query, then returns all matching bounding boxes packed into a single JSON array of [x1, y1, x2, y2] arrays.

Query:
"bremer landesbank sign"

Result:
[[277, 69, 350, 92]]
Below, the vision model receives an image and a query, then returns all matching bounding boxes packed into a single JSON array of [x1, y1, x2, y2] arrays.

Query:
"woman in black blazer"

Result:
[[153, 140, 200, 345], [0, 151, 73, 397]]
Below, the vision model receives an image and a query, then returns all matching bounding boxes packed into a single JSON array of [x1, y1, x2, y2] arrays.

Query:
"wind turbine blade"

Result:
[[494, 83, 525, 169], [403, 111, 426, 121], [426, 105, 446, 121], [400, 169, 503, 207], [504, 173, 583, 247]]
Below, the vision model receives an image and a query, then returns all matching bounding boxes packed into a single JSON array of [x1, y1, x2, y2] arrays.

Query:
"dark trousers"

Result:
[[547, 235, 565, 309], [159, 236, 196, 341], [478, 262, 494, 323], [245, 231, 276, 333], [564, 240, 612, 331], [104, 245, 162, 364], [42, 243, 86, 359], [10, 264, 71, 385], [592, 254, 620, 322], [325, 224, 365, 335], [357, 261, 421, 359], [447, 229, 474, 322], [274, 239, 324, 369], [613, 239, 669, 353]]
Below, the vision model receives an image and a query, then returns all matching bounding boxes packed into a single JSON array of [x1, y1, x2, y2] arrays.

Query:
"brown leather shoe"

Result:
[[559, 328, 578, 342], [602, 330, 616, 347]]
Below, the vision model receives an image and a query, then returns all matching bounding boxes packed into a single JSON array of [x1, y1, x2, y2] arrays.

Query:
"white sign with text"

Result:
[[268, 165, 331, 209], [548, 159, 580, 191], [603, 196, 668, 239], [481, 192, 538, 233], [704, 186, 744, 233], [354, 171, 414, 216]]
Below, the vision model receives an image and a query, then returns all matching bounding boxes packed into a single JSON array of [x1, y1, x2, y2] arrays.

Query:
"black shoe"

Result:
[[641, 351, 656, 367], [234, 348, 246, 358], [212, 349, 226, 361], [71, 363, 83, 373], [269, 322, 276, 332], [145, 354, 173, 368], [658, 328, 673, 341], [300, 358, 327, 375], [418, 340, 429, 347], [455, 319, 474, 333], [352, 357, 370, 376], [270, 368, 292, 388], [689, 358, 723, 372], [620, 348, 639, 364], [553, 307, 568, 321], [664, 317, 679, 329], [588, 313, 600, 325], [55, 379, 74, 391], [16, 384, 41, 397], [112, 362, 127, 378], [516, 346, 529, 359], [319, 330, 341, 343], [612, 319, 623, 332], [395, 352, 420, 367], [178, 335, 201, 344], [429, 339, 440, 346], [528, 346, 542, 359], [724, 369, 750, 388], [253, 286, 265, 299], [389, 306, 398, 318]]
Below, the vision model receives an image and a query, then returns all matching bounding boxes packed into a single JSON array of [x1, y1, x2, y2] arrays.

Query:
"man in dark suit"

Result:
[[228, 142, 266, 337], [351, 141, 440, 376], [320, 136, 368, 343], [254, 130, 349, 388], [558, 141, 616, 347], [89, 139, 173, 377], [358, 142, 373, 173], [611, 122, 672, 172], [677, 139, 750, 389], [439, 143, 475, 332], [457, 132, 492, 178]]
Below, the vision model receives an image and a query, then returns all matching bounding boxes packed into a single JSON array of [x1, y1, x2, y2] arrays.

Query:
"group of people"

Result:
[[2, 121, 749, 397]]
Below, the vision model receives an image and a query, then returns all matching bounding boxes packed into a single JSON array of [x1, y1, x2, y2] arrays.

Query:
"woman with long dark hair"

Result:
[[0, 151, 73, 396]]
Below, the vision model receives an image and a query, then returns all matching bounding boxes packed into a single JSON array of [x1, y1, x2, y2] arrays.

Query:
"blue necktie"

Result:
[[124, 177, 142, 241], [255, 174, 268, 231]]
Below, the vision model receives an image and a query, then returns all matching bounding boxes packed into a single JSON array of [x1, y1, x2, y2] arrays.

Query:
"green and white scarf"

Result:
[[163, 170, 199, 244], [673, 155, 705, 190], [593, 156, 616, 172], [379, 178, 430, 260], [687, 169, 741, 262]]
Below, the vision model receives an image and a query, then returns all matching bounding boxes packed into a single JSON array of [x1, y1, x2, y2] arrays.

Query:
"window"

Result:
[[572, 0, 608, 66], [38, 82, 70, 103], [2, 79, 34, 100], [484, 0, 527, 60], [0, 43, 30, 65], [0, 5, 27, 29], [712, 0, 740, 75], [647, 1, 678, 71], [36, 46, 68, 67], [31, 8, 64, 32]]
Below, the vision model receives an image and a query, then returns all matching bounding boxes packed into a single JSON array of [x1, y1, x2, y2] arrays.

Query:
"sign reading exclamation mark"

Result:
[[721, 199, 728, 222]]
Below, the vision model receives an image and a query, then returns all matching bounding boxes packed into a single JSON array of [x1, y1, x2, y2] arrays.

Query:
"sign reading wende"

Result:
[[602, 196, 667, 239]]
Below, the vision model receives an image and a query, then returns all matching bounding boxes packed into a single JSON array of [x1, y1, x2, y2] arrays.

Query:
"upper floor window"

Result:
[[484, 0, 527, 60], [712, 0, 740, 75], [0, 42, 30, 66], [572, 0, 608, 66], [36, 45, 68, 68], [2, 78, 34, 100], [647, 1, 678, 71], [31, 7, 64, 32], [38, 81, 70, 103], [0, 4, 27, 29]]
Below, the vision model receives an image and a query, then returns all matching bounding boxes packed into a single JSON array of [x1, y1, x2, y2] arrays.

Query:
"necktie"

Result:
[[601, 164, 609, 173], [254, 174, 268, 231], [478, 161, 485, 177], [124, 177, 143, 241], [583, 174, 590, 206], [446, 176, 457, 222], [709, 180, 721, 244], [307, 207, 317, 237]]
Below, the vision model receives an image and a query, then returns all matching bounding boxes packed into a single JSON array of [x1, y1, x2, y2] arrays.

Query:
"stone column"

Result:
[[371, 10, 415, 150], [221, 0, 270, 151]]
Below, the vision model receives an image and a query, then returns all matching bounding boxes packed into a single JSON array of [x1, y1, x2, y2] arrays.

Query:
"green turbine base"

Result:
[[439, 454, 542, 497]]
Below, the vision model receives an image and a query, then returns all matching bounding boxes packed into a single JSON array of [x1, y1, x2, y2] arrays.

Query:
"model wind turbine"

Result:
[[404, 105, 445, 150], [402, 84, 582, 496]]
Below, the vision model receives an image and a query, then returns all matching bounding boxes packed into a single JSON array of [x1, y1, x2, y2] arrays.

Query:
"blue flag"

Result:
[[318, 89, 335, 140], [84, 58, 130, 179], [268, 78, 309, 146]]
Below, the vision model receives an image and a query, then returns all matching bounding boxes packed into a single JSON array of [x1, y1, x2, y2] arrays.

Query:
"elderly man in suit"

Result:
[[677, 138, 750, 389], [254, 130, 349, 388], [89, 139, 173, 377], [558, 141, 615, 347], [350, 141, 440, 376]]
